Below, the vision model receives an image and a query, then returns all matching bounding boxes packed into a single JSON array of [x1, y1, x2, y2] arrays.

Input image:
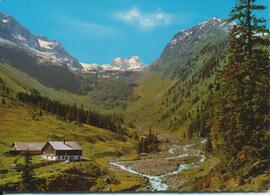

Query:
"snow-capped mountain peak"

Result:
[[81, 56, 144, 73], [107, 56, 144, 71], [158, 17, 235, 62], [0, 12, 82, 70], [108, 56, 144, 71]]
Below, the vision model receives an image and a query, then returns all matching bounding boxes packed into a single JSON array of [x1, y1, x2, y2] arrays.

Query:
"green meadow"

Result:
[[0, 96, 145, 191]]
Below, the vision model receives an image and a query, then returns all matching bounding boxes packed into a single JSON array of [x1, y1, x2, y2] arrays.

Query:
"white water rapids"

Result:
[[109, 140, 207, 191]]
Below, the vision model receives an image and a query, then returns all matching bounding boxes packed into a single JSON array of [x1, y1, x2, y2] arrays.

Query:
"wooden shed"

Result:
[[10, 142, 45, 155]]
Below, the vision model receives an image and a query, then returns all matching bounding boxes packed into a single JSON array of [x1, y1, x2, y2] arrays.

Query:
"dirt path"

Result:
[[109, 138, 207, 191]]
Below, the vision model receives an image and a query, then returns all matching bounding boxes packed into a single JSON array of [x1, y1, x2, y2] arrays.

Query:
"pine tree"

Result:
[[210, 0, 269, 178], [19, 150, 35, 191], [2, 97, 6, 105], [6, 87, 9, 95], [148, 126, 152, 141], [86, 110, 90, 124], [66, 106, 72, 121]]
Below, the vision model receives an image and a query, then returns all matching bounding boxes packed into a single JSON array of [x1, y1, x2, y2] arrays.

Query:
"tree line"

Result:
[[16, 89, 125, 133]]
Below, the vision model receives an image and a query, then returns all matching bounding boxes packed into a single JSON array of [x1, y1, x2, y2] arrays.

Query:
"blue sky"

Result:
[[0, 0, 269, 64]]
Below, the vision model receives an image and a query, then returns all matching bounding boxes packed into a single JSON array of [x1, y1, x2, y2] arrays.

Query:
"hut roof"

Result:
[[64, 141, 82, 150], [12, 142, 45, 151], [47, 141, 82, 151]]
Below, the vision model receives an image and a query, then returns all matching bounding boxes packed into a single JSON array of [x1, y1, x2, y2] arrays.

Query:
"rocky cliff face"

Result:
[[0, 12, 82, 70]]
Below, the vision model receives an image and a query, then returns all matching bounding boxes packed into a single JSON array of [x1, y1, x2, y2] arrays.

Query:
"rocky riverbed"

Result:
[[109, 138, 207, 191]]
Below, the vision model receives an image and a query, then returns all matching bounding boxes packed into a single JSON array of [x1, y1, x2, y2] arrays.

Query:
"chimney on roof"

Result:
[[64, 140, 66, 144]]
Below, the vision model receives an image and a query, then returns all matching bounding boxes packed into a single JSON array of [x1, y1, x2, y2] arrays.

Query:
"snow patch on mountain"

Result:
[[104, 56, 144, 72], [81, 63, 102, 72], [13, 34, 26, 41], [81, 56, 144, 73], [2, 18, 9, 23], [198, 17, 223, 27], [38, 38, 58, 50], [167, 17, 233, 50]]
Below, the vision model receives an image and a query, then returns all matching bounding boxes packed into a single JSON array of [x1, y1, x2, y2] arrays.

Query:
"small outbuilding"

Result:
[[10, 142, 45, 155], [41, 141, 83, 161]]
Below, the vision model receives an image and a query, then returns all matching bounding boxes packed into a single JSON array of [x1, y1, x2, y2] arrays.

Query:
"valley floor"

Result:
[[0, 98, 269, 192]]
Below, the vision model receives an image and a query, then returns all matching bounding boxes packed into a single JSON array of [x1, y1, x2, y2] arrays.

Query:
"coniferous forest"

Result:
[[16, 89, 125, 134], [208, 0, 269, 180]]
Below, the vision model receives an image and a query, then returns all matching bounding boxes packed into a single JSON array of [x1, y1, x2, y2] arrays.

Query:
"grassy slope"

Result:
[[123, 71, 178, 135], [107, 32, 229, 140], [122, 67, 212, 140], [0, 63, 91, 107], [87, 74, 140, 111], [0, 97, 144, 191]]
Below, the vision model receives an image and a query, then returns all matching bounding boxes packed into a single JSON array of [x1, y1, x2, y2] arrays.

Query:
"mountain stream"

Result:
[[109, 139, 207, 191]]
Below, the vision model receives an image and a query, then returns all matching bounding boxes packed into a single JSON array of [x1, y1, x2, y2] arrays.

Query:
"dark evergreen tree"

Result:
[[2, 97, 6, 105], [85, 110, 90, 124], [19, 150, 35, 191], [210, 0, 269, 178], [6, 87, 9, 95], [136, 128, 159, 154]]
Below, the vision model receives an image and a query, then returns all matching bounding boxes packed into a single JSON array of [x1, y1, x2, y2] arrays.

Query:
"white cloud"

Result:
[[116, 8, 172, 29], [71, 20, 116, 36]]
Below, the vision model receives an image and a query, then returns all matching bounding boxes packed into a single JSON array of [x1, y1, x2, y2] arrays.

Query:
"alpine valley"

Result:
[[0, 3, 269, 193]]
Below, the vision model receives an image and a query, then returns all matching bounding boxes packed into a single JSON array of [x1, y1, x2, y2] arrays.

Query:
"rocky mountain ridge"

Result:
[[0, 12, 82, 70], [153, 17, 234, 75]]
